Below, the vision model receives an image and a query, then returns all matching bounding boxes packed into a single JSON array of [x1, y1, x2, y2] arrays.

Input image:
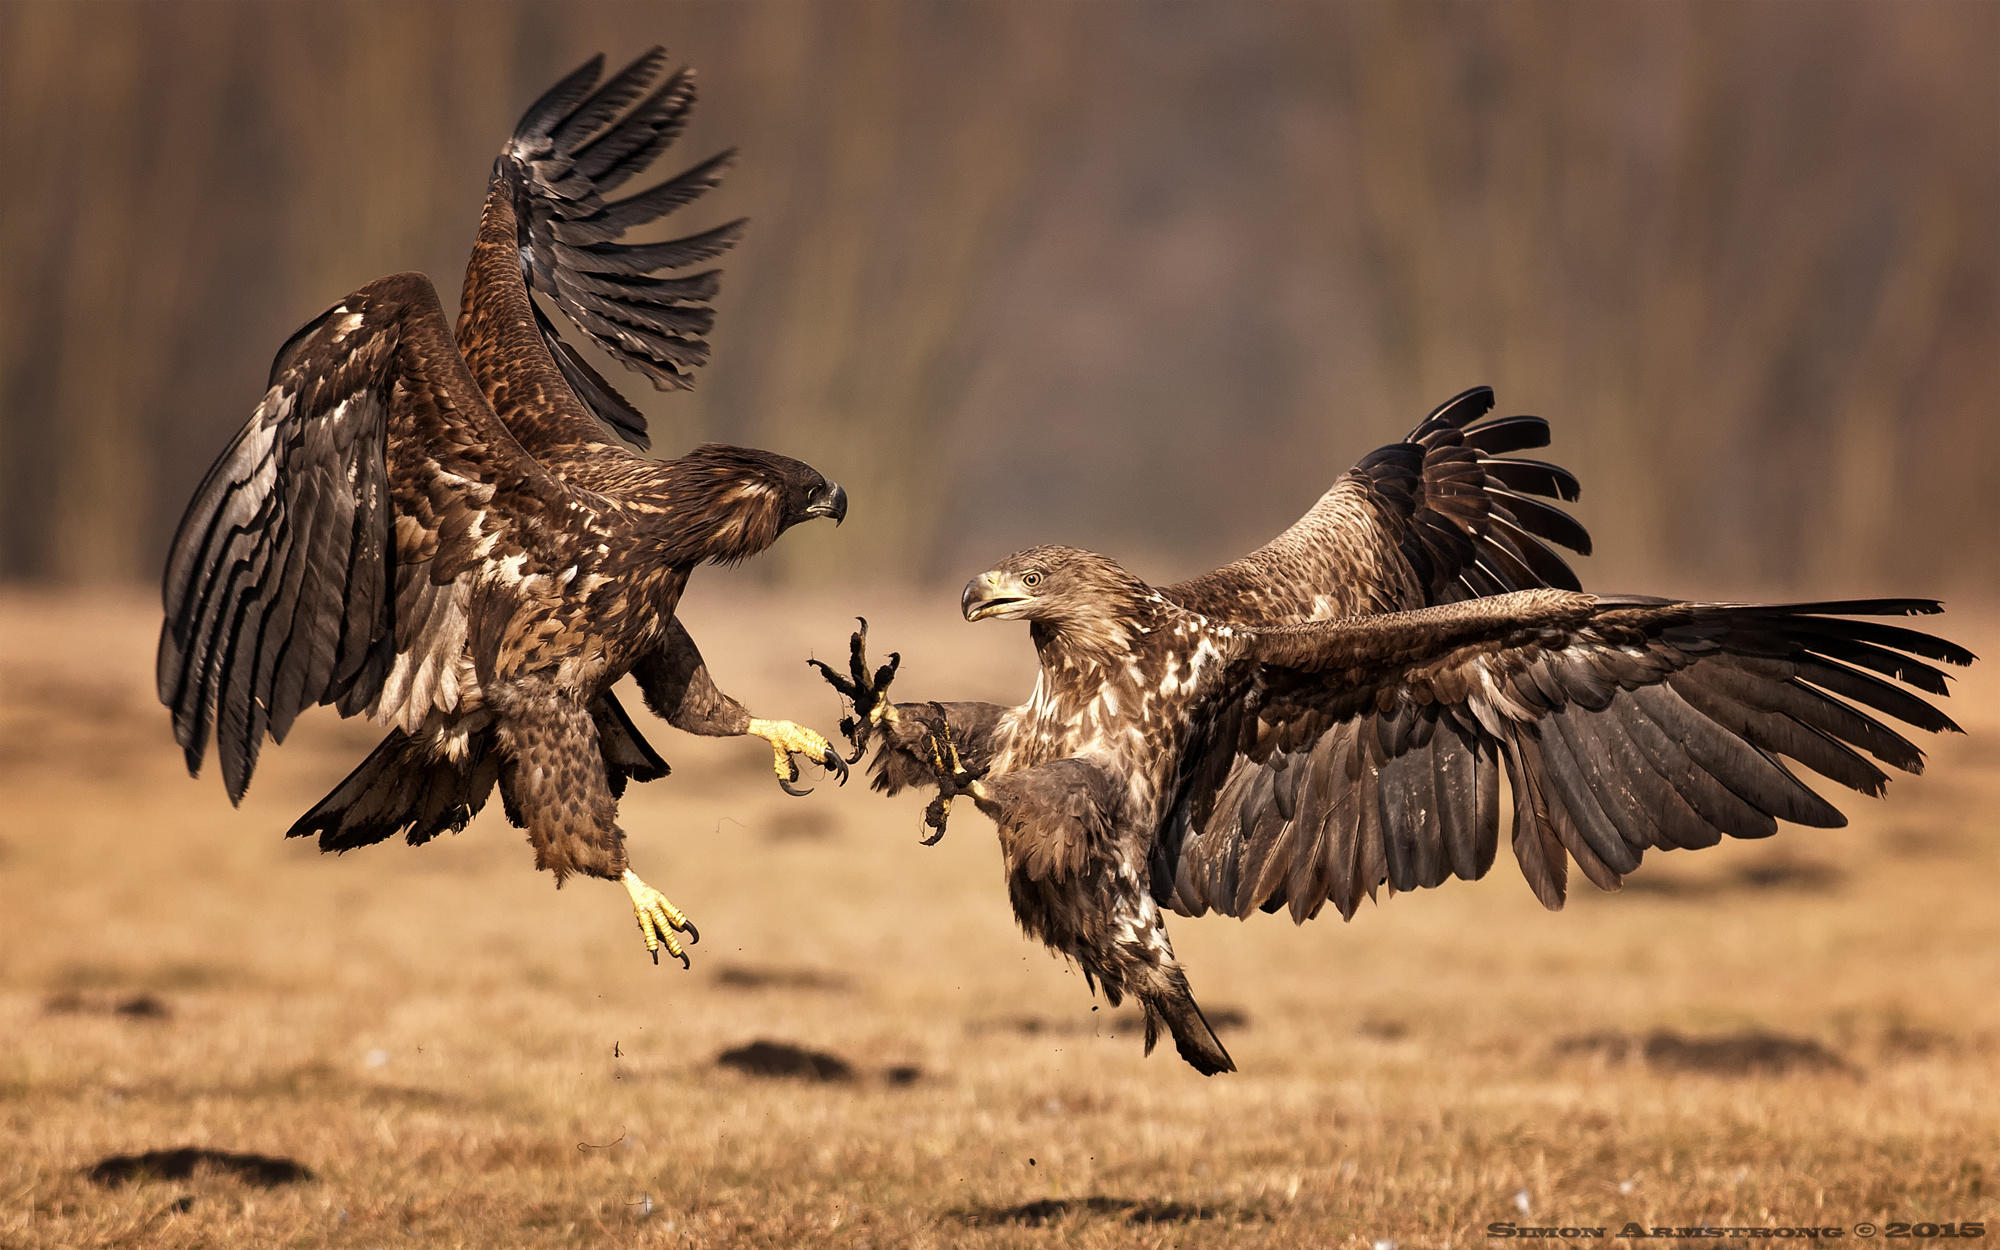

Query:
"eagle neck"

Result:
[[619, 460, 789, 569], [1028, 593, 1159, 684]]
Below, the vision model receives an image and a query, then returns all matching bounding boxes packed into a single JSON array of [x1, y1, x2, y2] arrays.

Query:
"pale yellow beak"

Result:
[[961, 570, 1034, 622]]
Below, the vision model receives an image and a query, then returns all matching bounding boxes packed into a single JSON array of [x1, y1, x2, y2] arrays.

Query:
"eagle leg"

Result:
[[809, 617, 900, 765], [919, 702, 988, 846], [745, 718, 848, 796], [621, 869, 700, 969]]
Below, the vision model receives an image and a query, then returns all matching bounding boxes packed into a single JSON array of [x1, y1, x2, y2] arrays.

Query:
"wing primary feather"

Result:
[[1659, 675, 1848, 828], [1529, 718, 1643, 876], [1421, 385, 1497, 428], [1502, 738, 1570, 909], [1459, 414, 1552, 456], [1489, 491, 1594, 556], [1791, 654, 1962, 736], [1483, 457, 1582, 502], [514, 54, 606, 143], [1483, 512, 1585, 587], [548, 48, 668, 149]]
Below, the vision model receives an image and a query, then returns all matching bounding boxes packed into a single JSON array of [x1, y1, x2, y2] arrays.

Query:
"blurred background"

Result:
[[5, 9, 1998, 1244], [2, 0, 1994, 598]]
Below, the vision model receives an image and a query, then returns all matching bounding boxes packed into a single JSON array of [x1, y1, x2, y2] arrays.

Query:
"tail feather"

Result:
[[1142, 974, 1237, 1076], [287, 731, 497, 853], [592, 691, 670, 799]]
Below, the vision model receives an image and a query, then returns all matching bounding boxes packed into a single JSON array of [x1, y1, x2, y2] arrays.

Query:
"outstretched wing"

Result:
[[1162, 388, 1591, 625], [1160, 593, 1972, 922], [159, 272, 582, 802], [474, 47, 742, 450]]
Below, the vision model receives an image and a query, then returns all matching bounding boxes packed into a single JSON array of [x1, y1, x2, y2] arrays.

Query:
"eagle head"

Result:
[[962, 545, 1148, 630], [662, 444, 846, 565]]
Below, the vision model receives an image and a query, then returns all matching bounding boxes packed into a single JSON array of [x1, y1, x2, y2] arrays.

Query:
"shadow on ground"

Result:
[[716, 1039, 856, 1082], [1621, 857, 1847, 897], [1554, 1029, 1859, 1077], [713, 1038, 926, 1086], [713, 964, 852, 992], [955, 1196, 1262, 1227], [83, 1148, 314, 1189], [43, 992, 171, 1019]]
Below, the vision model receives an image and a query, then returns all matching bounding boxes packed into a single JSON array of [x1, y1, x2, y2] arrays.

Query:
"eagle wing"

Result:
[[159, 271, 585, 802], [473, 48, 742, 450], [1159, 593, 1972, 922], [1161, 388, 1590, 625]]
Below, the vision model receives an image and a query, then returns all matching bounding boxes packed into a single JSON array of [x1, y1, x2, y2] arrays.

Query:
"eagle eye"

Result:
[[1022, 570, 1044, 589]]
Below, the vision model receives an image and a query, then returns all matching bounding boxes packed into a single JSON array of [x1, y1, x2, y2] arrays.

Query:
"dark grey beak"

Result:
[[806, 482, 848, 525]]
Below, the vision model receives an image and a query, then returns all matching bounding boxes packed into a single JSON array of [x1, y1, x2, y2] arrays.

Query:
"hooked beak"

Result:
[[962, 570, 1034, 622], [804, 481, 847, 525]]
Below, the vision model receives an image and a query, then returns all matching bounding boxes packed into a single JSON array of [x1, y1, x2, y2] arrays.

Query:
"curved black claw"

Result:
[[680, 919, 700, 947], [836, 715, 864, 766], [651, 946, 691, 971], [810, 618, 900, 765], [919, 796, 950, 847], [778, 752, 812, 798], [821, 745, 850, 787], [775, 739, 848, 797], [920, 701, 987, 846]]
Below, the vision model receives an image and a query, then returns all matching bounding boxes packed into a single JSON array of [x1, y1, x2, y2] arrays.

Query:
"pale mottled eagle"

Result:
[[818, 389, 1972, 1074], [160, 49, 850, 967]]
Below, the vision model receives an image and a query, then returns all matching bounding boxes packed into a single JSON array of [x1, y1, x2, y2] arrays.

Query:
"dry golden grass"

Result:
[[2, 587, 1995, 1248]]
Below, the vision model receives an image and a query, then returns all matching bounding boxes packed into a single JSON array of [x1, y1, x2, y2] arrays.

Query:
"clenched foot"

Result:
[[745, 718, 849, 796], [809, 617, 901, 764], [621, 869, 699, 969], [920, 702, 988, 846]]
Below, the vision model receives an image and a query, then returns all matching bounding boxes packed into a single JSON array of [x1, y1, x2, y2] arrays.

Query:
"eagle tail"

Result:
[[287, 731, 497, 853], [1141, 971, 1237, 1076], [592, 690, 671, 799]]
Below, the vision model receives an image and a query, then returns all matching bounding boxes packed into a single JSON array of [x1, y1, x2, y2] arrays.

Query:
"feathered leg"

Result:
[[636, 620, 847, 796], [494, 694, 698, 967]]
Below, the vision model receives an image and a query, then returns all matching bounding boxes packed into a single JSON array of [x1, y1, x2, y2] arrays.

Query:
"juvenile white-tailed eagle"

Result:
[[160, 49, 850, 968], [817, 388, 1973, 1073]]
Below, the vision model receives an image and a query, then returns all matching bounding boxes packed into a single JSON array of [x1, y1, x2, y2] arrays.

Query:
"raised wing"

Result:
[[1159, 593, 1972, 922], [1161, 388, 1591, 625], [159, 272, 582, 802], [459, 48, 742, 451]]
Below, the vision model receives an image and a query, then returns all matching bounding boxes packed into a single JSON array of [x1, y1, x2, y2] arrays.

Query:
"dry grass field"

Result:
[[2, 587, 1995, 1248]]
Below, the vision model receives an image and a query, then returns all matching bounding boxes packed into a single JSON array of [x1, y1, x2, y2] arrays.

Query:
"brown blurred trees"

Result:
[[1, 2, 1993, 594]]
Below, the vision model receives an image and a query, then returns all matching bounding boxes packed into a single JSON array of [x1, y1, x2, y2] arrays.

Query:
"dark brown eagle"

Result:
[[159, 49, 851, 968], [817, 388, 1973, 1074]]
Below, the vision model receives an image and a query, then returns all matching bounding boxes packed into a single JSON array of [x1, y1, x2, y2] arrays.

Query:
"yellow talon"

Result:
[[746, 717, 845, 794], [621, 869, 698, 969], [748, 718, 832, 766]]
